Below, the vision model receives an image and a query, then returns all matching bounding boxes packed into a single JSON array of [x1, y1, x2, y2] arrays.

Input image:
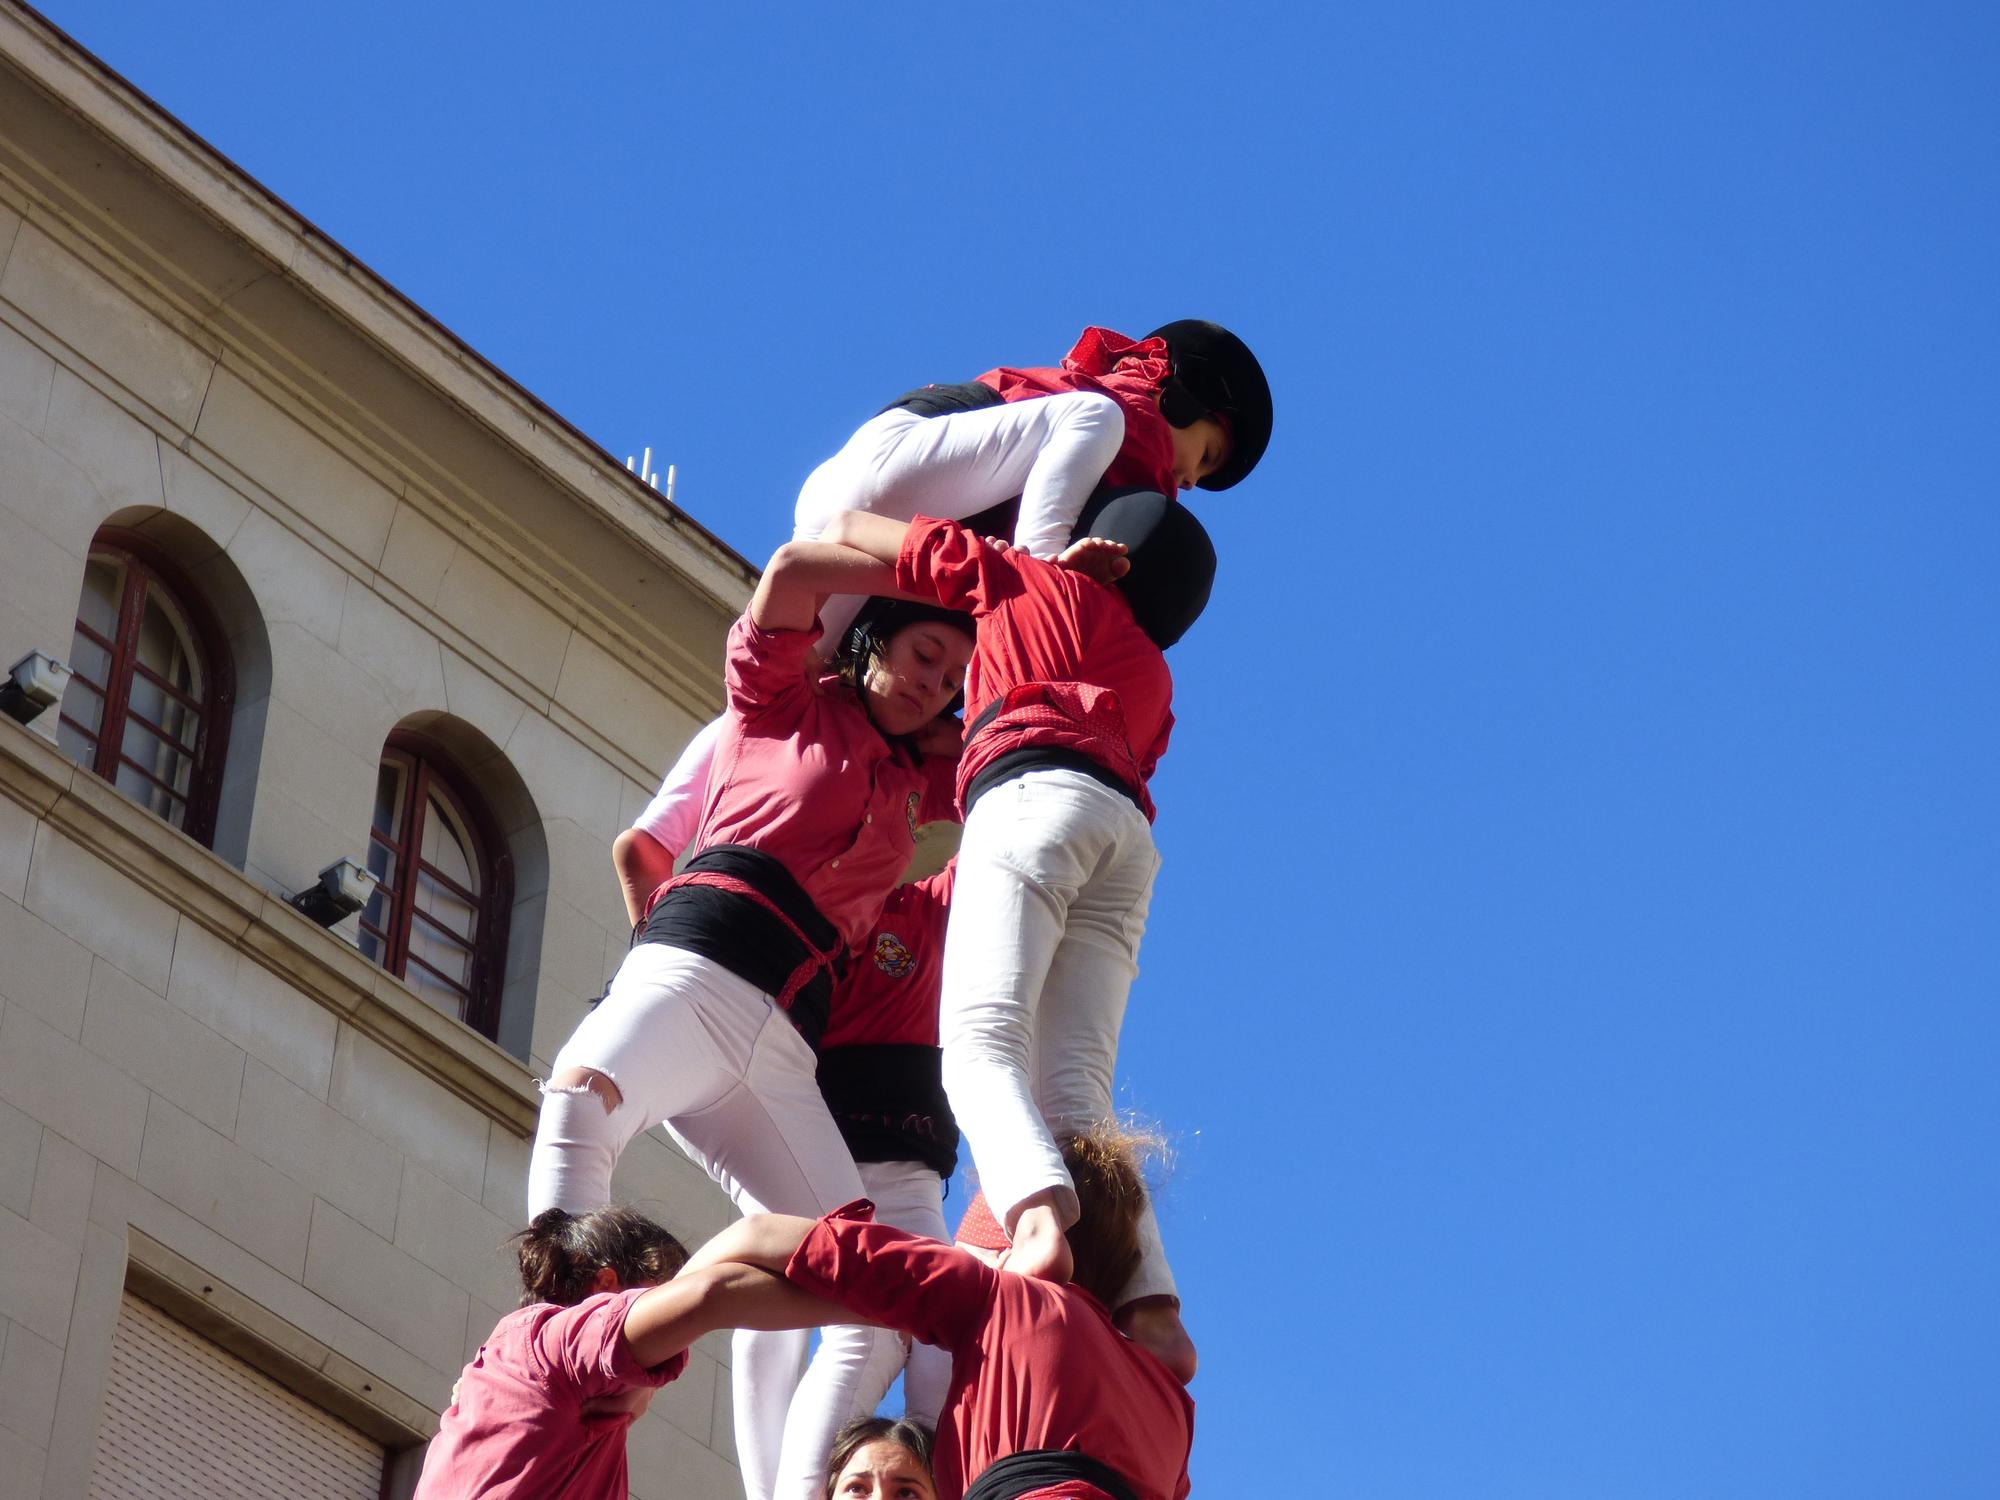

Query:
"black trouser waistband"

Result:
[[964, 747, 1144, 816]]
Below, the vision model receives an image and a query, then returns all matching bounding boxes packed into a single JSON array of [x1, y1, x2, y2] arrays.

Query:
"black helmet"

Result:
[[838, 597, 976, 715], [1146, 319, 1273, 492], [1076, 487, 1216, 649]]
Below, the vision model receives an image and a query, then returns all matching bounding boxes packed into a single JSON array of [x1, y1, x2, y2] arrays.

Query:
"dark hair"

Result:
[[513, 1205, 688, 1309], [1060, 1123, 1165, 1307], [833, 597, 976, 723], [823, 1417, 935, 1500]]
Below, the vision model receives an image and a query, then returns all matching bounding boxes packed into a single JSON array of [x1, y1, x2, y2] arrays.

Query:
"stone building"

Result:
[[0, 4, 764, 1494]]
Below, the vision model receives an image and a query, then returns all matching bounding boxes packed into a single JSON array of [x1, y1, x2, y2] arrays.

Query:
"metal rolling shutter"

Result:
[[87, 1294, 385, 1500]]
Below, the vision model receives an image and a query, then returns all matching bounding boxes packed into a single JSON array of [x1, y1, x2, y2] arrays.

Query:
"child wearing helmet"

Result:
[[808, 492, 1220, 1385], [611, 322, 1271, 925]]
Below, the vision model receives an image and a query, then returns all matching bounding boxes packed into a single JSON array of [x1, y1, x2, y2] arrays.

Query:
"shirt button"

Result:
[[830, 858, 841, 869], [865, 813, 873, 824]]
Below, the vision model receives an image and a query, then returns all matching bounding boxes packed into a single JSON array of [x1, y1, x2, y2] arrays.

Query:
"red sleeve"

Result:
[[724, 609, 823, 722], [1137, 706, 1174, 784], [785, 1202, 996, 1352], [894, 516, 1030, 617], [533, 1289, 688, 1399]]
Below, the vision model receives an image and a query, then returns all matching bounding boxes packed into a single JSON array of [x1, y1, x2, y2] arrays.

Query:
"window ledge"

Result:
[[0, 718, 541, 1136]]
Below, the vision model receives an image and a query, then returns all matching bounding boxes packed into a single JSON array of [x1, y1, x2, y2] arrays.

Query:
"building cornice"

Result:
[[2, 719, 541, 1139], [0, 1, 755, 722]]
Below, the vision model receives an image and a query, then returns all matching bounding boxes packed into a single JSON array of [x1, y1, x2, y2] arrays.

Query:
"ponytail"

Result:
[[513, 1205, 688, 1308]]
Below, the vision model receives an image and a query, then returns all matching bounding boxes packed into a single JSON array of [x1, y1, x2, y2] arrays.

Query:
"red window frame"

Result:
[[58, 528, 234, 847], [359, 732, 513, 1039]]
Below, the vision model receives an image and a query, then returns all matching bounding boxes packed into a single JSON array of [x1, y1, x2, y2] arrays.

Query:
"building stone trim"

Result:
[[1, 717, 542, 1137], [0, 0, 756, 736], [123, 1227, 437, 1447]]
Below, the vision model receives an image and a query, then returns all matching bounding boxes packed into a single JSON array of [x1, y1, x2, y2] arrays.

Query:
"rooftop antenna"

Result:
[[624, 446, 673, 497]]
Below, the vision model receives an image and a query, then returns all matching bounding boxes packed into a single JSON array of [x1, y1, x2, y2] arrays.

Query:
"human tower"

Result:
[[416, 321, 1274, 1500]]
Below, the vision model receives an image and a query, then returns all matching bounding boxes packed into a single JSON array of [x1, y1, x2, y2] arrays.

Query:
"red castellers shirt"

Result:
[[413, 1289, 687, 1500], [786, 1204, 1193, 1500], [977, 326, 1178, 499], [688, 611, 959, 949], [893, 517, 1173, 822], [818, 862, 954, 1050]]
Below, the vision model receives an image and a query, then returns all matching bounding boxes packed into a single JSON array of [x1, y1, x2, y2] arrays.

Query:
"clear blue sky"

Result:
[[44, 2, 2000, 1493]]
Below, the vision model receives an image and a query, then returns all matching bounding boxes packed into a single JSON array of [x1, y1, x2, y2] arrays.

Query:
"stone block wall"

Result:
[[0, 17, 754, 1493]]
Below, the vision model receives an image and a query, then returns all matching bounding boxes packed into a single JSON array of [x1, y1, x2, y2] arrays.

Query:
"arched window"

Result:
[[359, 733, 512, 1038], [57, 530, 233, 846]]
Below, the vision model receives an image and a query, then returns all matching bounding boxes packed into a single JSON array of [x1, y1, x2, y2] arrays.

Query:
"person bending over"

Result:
[[415, 1205, 826, 1500], [688, 1125, 1193, 1500]]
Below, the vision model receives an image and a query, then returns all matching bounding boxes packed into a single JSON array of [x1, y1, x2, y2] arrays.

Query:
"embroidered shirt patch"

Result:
[[872, 931, 916, 980]]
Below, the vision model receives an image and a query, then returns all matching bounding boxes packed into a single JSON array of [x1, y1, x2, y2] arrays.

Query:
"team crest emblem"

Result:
[[873, 931, 916, 979], [905, 791, 923, 839]]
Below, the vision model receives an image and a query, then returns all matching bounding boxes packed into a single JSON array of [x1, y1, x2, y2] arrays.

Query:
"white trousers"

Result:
[[776, 1157, 951, 1483], [526, 945, 897, 1500], [939, 769, 1177, 1306], [858, 1160, 952, 1426], [628, 391, 1125, 857]]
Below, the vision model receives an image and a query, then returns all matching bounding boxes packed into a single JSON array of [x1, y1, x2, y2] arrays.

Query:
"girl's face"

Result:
[[832, 1441, 936, 1500], [862, 621, 974, 738], [1169, 414, 1232, 490]]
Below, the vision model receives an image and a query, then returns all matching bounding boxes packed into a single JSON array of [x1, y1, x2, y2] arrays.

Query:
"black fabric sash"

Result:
[[638, 846, 844, 1048], [814, 1043, 958, 1177], [961, 1450, 1140, 1500]]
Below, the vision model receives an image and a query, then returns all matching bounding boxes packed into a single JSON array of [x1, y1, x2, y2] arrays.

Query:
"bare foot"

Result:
[[1000, 1201, 1074, 1284], [1116, 1296, 1198, 1385]]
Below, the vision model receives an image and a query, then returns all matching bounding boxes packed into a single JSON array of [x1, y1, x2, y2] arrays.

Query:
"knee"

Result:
[[544, 1066, 623, 1113]]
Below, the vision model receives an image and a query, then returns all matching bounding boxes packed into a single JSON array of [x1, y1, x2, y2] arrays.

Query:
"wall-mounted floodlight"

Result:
[[287, 857, 378, 928], [1, 651, 71, 725]]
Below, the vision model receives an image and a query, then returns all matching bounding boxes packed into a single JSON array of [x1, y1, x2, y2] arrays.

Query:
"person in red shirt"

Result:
[[807, 861, 958, 1449], [813, 493, 1214, 1385], [527, 531, 973, 1500], [414, 1204, 829, 1500], [613, 321, 1270, 913], [686, 1125, 1193, 1500]]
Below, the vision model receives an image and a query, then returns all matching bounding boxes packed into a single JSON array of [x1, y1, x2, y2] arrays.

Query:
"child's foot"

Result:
[[1116, 1296, 1197, 1385], [1001, 1200, 1074, 1284]]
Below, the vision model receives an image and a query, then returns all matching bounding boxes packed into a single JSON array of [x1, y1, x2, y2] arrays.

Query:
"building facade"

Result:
[[0, 5, 761, 1494]]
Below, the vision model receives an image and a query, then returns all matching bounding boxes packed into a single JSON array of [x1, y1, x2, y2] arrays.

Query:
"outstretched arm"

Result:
[[685, 1210, 996, 1353], [751, 539, 899, 632], [621, 1259, 856, 1369], [680, 1213, 820, 1276]]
